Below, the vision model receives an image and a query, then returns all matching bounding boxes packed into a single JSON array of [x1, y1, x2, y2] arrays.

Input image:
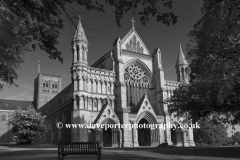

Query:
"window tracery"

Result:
[[125, 35, 144, 53], [124, 64, 150, 85]]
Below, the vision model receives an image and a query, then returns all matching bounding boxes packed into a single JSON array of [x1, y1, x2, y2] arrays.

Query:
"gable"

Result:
[[135, 94, 157, 121], [120, 28, 150, 55], [94, 99, 120, 124]]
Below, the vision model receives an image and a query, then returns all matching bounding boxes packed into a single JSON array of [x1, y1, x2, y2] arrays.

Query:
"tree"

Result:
[[232, 131, 240, 143], [167, 0, 240, 125], [0, 0, 178, 91], [194, 119, 228, 146], [8, 107, 46, 144]]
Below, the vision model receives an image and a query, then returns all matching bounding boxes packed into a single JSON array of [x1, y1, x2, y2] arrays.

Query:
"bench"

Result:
[[58, 142, 101, 160]]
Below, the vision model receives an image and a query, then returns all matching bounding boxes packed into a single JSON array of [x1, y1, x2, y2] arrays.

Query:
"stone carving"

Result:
[[145, 101, 148, 106], [124, 64, 150, 85], [107, 109, 111, 115]]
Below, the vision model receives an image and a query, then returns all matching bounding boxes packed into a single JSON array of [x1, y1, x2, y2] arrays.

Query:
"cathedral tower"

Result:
[[175, 44, 188, 83], [33, 61, 62, 110], [71, 15, 89, 142]]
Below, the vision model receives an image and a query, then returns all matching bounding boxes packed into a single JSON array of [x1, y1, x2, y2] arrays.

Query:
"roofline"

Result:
[[39, 73, 61, 77], [91, 51, 112, 67]]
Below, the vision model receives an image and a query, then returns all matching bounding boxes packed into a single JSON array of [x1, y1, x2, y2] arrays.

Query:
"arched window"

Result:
[[55, 84, 58, 88], [76, 44, 80, 61], [81, 45, 85, 61], [76, 95, 80, 108], [130, 40, 132, 51], [140, 47, 144, 54], [91, 80, 93, 92], [133, 36, 136, 51], [52, 84, 54, 88], [181, 67, 185, 80], [185, 68, 188, 80], [94, 99, 98, 110], [96, 82, 98, 93], [137, 42, 140, 53], [89, 98, 93, 110], [126, 44, 129, 50], [43, 81, 49, 88]]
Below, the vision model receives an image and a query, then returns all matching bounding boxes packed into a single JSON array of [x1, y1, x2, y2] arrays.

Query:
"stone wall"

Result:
[[41, 101, 72, 143], [0, 111, 14, 143]]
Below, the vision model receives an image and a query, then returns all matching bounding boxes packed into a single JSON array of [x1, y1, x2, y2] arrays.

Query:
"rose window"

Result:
[[124, 64, 150, 85]]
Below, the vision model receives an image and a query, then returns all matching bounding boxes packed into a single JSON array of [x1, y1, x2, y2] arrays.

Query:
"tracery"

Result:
[[124, 64, 150, 85]]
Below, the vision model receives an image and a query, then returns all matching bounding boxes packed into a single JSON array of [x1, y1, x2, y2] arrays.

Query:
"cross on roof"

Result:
[[130, 17, 135, 28]]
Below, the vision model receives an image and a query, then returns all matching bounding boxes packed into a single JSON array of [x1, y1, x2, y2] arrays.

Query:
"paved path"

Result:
[[0, 146, 240, 160]]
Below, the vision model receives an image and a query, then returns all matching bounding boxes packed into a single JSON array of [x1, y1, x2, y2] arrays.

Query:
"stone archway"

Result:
[[138, 118, 151, 146], [100, 118, 121, 147], [102, 127, 112, 147], [136, 111, 159, 146], [171, 128, 177, 145]]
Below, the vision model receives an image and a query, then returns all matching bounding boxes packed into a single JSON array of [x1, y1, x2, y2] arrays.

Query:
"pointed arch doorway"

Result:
[[102, 127, 112, 147], [136, 111, 159, 146], [138, 118, 151, 146], [100, 118, 121, 147]]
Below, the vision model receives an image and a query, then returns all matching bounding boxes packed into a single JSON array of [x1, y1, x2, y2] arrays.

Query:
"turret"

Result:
[[72, 15, 88, 65], [175, 44, 188, 83]]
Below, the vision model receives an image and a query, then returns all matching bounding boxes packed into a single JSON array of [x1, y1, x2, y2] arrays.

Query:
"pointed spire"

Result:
[[73, 15, 88, 43], [152, 47, 163, 70], [175, 44, 188, 67], [38, 61, 41, 74], [144, 91, 148, 98], [130, 17, 135, 28]]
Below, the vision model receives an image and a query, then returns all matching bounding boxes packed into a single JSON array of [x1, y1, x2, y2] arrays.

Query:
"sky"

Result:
[[0, 0, 239, 135]]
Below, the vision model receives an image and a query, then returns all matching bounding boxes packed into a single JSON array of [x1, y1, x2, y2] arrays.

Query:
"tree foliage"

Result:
[[8, 107, 46, 144], [194, 119, 228, 146], [167, 0, 240, 125], [232, 131, 240, 143], [0, 0, 177, 91]]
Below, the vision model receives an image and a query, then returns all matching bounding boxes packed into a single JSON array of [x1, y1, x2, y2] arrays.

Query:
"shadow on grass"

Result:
[[0, 150, 57, 157], [0, 143, 57, 148], [0, 150, 169, 160], [1, 144, 240, 159], [104, 145, 240, 159], [33, 154, 168, 160]]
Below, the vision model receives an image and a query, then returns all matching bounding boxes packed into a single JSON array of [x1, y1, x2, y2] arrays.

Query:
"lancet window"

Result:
[[76, 44, 80, 61], [124, 62, 151, 108], [81, 45, 85, 61], [125, 35, 144, 53]]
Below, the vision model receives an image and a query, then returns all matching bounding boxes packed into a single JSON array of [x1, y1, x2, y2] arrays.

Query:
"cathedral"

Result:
[[34, 16, 195, 147]]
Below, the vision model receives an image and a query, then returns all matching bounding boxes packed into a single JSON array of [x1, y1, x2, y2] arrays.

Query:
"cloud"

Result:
[[4, 84, 34, 101]]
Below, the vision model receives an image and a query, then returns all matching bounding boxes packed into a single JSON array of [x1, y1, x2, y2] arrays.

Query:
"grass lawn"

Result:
[[0, 144, 240, 160], [0, 150, 56, 157], [0, 143, 57, 148]]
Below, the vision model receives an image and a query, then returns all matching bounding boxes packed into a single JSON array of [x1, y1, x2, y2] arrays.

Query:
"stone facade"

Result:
[[36, 16, 195, 147], [33, 70, 62, 110]]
